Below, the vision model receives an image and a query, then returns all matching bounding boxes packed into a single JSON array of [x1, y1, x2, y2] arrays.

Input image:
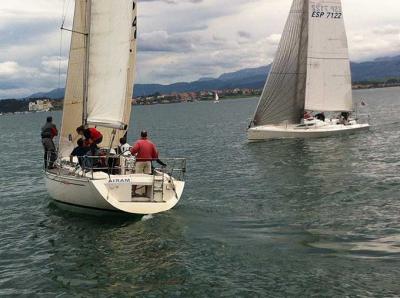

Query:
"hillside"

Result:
[[24, 55, 400, 99]]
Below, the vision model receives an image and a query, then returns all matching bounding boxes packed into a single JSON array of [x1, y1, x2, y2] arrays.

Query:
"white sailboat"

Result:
[[214, 92, 219, 103], [45, 0, 186, 214], [248, 0, 369, 141]]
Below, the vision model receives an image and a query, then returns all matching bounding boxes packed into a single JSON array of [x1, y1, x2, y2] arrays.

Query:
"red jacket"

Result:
[[88, 128, 102, 142], [130, 138, 158, 161], [51, 127, 58, 139]]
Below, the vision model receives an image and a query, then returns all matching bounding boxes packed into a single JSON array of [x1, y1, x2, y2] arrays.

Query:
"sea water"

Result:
[[0, 87, 399, 296]]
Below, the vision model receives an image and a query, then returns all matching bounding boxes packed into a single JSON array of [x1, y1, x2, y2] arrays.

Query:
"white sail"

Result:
[[59, 0, 137, 157], [59, 0, 88, 157], [86, 0, 136, 129], [253, 0, 308, 126], [304, 0, 352, 112], [215, 93, 219, 101], [252, 0, 353, 127]]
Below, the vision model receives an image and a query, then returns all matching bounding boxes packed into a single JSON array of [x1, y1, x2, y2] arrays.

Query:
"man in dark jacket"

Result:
[[41, 116, 58, 169]]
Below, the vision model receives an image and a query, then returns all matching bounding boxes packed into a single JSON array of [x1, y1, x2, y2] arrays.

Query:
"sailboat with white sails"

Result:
[[248, 0, 369, 140], [214, 92, 219, 103], [45, 0, 186, 214]]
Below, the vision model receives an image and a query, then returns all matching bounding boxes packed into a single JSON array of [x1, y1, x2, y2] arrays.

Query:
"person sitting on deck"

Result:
[[130, 131, 159, 175], [339, 112, 350, 125], [315, 113, 326, 122], [303, 111, 313, 120], [70, 138, 89, 167], [76, 126, 103, 155]]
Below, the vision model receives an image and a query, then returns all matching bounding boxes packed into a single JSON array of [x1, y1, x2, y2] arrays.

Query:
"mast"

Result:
[[82, 0, 91, 126], [294, 0, 309, 118]]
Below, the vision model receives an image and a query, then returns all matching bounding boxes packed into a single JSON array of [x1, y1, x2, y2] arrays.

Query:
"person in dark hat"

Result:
[[41, 116, 58, 169]]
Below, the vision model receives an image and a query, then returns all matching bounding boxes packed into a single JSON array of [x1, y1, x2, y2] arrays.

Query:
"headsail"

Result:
[[59, 0, 88, 157], [304, 0, 352, 112], [59, 0, 137, 157], [252, 0, 308, 126]]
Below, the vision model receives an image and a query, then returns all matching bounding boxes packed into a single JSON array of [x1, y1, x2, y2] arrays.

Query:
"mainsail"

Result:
[[252, 0, 352, 127], [253, 0, 308, 126], [59, 0, 137, 157]]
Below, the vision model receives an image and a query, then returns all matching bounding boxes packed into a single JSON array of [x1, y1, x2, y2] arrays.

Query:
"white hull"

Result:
[[248, 122, 370, 141], [45, 170, 184, 215]]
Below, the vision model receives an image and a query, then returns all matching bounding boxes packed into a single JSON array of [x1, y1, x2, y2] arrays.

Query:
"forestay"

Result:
[[86, 0, 137, 129], [305, 0, 352, 112], [253, 0, 308, 126]]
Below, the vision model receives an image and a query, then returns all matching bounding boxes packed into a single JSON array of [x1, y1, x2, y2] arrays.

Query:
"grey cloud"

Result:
[[238, 31, 252, 39]]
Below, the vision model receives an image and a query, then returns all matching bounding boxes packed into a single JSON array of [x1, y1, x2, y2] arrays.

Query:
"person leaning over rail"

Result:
[[41, 116, 58, 169], [76, 125, 103, 156]]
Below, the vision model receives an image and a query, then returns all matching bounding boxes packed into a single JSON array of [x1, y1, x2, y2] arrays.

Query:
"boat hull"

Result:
[[45, 171, 185, 215], [248, 123, 370, 141]]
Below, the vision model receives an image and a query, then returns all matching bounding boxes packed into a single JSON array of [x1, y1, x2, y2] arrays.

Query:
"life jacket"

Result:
[[41, 123, 57, 139]]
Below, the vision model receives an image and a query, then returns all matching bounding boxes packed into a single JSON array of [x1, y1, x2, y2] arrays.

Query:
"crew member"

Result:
[[130, 131, 159, 174], [304, 111, 313, 120], [41, 116, 58, 169], [76, 125, 103, 155], [70, 138, 89, 166], [130, 131, 160, 197], [340, 112, 350, 125], [119, 137, 132, 155]]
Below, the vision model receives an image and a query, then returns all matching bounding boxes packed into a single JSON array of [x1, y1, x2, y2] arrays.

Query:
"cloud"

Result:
[[0, 0, 399, 98]]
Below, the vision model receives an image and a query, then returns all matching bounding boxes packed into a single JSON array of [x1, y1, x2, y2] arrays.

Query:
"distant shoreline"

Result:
[[0, 84, 399, 115]]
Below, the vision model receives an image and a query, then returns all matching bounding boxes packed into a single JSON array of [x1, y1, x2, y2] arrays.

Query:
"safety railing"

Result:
[[45, 153, 187, 182]]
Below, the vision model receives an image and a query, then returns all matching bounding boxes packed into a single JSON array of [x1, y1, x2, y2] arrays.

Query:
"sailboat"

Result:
[[248, 0, 369, 140], [45, 0, 186, 214], [214, 92, 220, 103]]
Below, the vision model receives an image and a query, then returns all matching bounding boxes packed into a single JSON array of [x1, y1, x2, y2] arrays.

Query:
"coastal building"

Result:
[[29, 99, 53, 112]]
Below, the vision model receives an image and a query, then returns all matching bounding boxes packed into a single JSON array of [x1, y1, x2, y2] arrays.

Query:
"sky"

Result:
[[0, 0, 399, 99]]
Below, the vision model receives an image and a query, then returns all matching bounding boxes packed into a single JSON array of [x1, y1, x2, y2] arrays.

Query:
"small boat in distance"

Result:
[[214, 92, 219, 103], [248, 0, 369, 141], [45, 0, 186, 215]]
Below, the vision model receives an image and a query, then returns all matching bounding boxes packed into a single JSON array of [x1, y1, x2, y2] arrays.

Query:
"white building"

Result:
[[29, 99, 53, 112]]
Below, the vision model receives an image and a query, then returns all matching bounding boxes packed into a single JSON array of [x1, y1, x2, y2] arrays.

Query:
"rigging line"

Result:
[[58, 29, 63, 90], [58, 0, 68, 91]]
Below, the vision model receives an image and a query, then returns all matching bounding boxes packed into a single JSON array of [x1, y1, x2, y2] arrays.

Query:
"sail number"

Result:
[[132, 1, 137, 39], [311, 5, 342, 19], [312, 11, 342, 19]]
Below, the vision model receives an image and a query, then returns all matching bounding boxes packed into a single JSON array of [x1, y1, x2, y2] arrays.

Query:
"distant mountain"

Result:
[[25, 55, 400, 99], [27, 88, 65, 99], [351, 55, 400, 82], [133, 65, 272, 96]]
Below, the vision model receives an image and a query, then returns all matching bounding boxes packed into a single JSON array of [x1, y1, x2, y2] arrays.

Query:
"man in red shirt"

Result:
[[130, 131, 159, 175], [76, 125, 103, 155]]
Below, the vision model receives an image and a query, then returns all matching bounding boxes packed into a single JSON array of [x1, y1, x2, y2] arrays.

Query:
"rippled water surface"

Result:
[[1, 87, 400, 297]]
